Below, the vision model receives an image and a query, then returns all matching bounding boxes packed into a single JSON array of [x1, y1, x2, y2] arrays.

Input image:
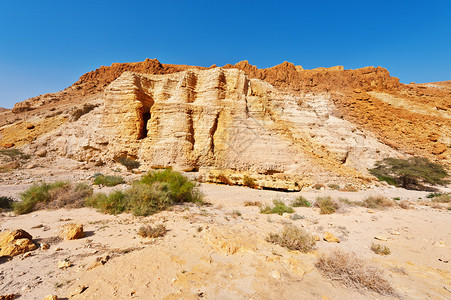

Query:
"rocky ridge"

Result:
[[0, 59, 449, 189]]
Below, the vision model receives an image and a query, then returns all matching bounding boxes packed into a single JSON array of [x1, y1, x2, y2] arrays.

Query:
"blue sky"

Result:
[[0, 0, 450, 108]]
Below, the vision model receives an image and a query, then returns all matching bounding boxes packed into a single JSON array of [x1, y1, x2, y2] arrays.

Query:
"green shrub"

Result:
[[370, 157, 448, 190], [260, 200, 294, 215], [313, 184, 325, 190], [140, 169, 203, 203], [328, 184, 340, 190], [93, 175, 125, 187], [267, 225, 316, 252], [14, 181, 92, 214], [0, 196, 14, 209], [291, 196, 311, 207], [117, 157, 140, 171], [314, 196, 339, 214], [0, 149, 30, 160], [243, 175, 258, 188], [358, 195, 394, 209], [85, 191, 127, 215], [86, 169, 202, 216], [431, 193, 451, 203]]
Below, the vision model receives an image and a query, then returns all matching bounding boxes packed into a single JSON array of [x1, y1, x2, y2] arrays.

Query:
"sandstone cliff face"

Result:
[[1, 59, 449, 189]]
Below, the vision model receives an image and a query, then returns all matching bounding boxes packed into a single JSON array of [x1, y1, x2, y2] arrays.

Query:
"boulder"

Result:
[[43, 295, 58, 300], [59, 223, 84, 240], [323, 232, 340, 243], [0, 229, 36, 257]]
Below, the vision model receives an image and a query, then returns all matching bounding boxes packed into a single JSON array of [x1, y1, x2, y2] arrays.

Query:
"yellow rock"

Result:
[[374, 235, 388, 241], [43, 295, 58, 300], [323, 232, 340, 243], [0, 229, 36, 257], [59, 223, 84, 240], [57, 260, 72, 269]]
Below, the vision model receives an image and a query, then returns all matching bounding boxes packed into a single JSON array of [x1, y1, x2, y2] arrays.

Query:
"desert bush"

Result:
[[140, 169, 203, 204], [117, 157, 140, 171], [217, 174, 231, 185], [359, 195, 394, 209], [314, 196, 340, 214], [327, 183, 340, 190], [313, 183, 325, 190], [14, 181, 92, 214], [398, 201, 410, 209], [244, 200, 261, 207], [291, 196, 311, 207], [243, 175, 258, 188], [93, 175, 125, 187], [430, 193, 451, 203], [370, 157, 448, 190], [316, 250, 396, 296], [85, 191, 128, 215], [0, 148, 30, 160], [71, 103, 98, 121], [126, 182, 172, 216], [371, 243, 391, 255], [137, 224, 167, 238], [260, 200, 294, 215], [290, 213, 305, 220], [86, 170, 202, 216], [0, 196, 14, 209], [267, 225, 316, 252], [338, 198, 353, 206], [340, 185, 357, 192]]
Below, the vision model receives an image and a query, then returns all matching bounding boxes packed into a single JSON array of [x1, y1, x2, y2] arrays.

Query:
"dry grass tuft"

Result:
[[359, 195, 394, 209], [314, 196, 340, 214], [244, 201, 261, 207], [266, 225, 316, 252], [137, 224, 167, 238], [371, 243, 391, 255], [316, 250, 396, 296]]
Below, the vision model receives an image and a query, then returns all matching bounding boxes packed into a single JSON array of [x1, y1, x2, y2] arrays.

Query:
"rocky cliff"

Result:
[[0, 59, 449, 190]]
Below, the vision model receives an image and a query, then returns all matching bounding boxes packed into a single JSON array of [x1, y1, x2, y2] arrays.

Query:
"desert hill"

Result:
[[0, 59, 449, 189]]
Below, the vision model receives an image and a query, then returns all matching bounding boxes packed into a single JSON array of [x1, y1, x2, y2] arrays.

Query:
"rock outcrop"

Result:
[[0, 229, 37, 257]]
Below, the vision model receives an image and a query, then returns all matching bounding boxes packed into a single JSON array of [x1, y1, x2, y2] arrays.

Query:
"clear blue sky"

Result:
[[1, 0, 450, 108]]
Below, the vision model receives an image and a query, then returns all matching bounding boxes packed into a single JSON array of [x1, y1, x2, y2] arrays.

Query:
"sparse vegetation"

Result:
[[117, 157, 140, 171], [371, 243, 391, 255], [0, 148, 30, 160], [314, 196, 340, 214], [86, 169, 203, 216], [260, 200, 294, 215], [430, 193, 451, 203], [137, 224, 167, 238], [358, 195, 394, 209], [291, 196, 311, 207], [327, 183, 340, 190], [370, 157, 449, 190], [316, 250, 396, 296], [231, 210, 242, 217], [93, 174, 125, 187], [244, 200, 261, 207], [267, 225, 316, 252], [313, 183, 325, 190], [14, 181, 93, 214], [243, 175, 258, 188], [290, 213, 305, 220], [217, 174, 231, 185]]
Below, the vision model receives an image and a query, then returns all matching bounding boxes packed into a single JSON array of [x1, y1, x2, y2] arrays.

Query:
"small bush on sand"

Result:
[[117, 157, 140, 171], [314, 196, 340, 214], [359, 195, 394, 209], [267, 225, 316, 252], [430, 193, 451, 203], [244, 201, 261, 207], [243, 175, 258, 188], [313, 184, 325, 190], [371, 243, 391, 255], [328, 183, 340, 190], [137, 224, 167, 238], [140, 169, 203, 204], [260, 200, 294, 215], [316, 250, 396, 296], [86, 170, 202, 216], [93, 175, 125, 187], [0, 148, 30, 160], [291, 196, 311, 207], [14, 181, 93, 214], [85, 191, 128, 215], [217, 174, 232, 185], [0, 196, 14, 209]]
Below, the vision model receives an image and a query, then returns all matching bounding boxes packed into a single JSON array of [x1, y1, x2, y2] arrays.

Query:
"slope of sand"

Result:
[[1, 172, 450, 299]]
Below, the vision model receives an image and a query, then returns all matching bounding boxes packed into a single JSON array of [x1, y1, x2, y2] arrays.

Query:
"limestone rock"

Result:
[[36, 149, 47, 157], [0, 229, 36, 257], [59, 223, 84, 240], [43, 295, 58, 300], [69, 285, 88, 297], [374, 235, 388, 241], [323, 232, 340, 243], [57, 259, 72, 269]]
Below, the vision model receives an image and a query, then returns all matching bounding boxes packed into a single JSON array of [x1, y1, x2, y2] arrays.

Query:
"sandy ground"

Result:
[[0, 167, 450, 299]]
